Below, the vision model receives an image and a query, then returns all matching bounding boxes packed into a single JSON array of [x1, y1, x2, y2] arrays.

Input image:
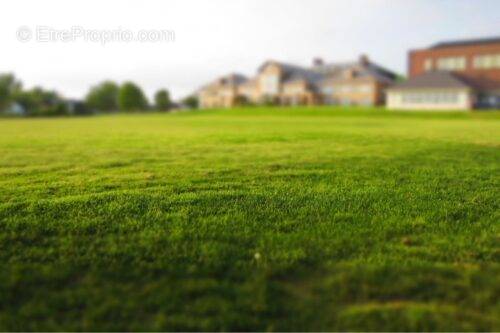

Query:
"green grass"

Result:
[[0, 106, 499, 331]]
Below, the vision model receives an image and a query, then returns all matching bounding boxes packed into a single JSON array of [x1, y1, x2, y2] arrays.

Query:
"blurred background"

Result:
[[1, 0, 499, 101]]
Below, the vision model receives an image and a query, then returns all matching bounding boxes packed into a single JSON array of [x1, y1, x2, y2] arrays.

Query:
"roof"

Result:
[[197, 73, 248, 93], [316, 61, 398, 85], [239, 77, 258, 87], [218, 73, 248, 86], [388, 71, 473, 90], [283, 67, 324, 85], [430, 36, 500, 49], [258, 60, 323, 84], [258, 57, 397, 89]]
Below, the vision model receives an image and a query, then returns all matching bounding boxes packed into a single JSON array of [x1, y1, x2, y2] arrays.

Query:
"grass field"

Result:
[[0, 106, 499, 331]]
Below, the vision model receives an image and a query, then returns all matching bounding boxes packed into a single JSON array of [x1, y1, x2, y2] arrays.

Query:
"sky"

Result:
[[1, 0, 499, 100]]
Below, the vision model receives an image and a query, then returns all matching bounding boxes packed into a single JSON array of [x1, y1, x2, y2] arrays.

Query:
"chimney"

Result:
[[359, 54, 370, 66], [313, 57, 324, 67]]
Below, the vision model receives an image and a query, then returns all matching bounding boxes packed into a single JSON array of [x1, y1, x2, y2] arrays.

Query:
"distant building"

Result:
[[3, 102, 26, 116], [198, 74, 249, 108], [387, 37, 500, 110], [387, 71, 475, 110], [198, 55, 397, 108]]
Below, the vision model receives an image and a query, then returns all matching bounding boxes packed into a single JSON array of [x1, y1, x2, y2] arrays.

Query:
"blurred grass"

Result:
[[0, 106, 499, 331]]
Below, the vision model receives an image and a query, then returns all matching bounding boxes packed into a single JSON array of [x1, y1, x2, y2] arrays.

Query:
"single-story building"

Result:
[[386, 71, 475, 111], [390, 36, 500, 111]]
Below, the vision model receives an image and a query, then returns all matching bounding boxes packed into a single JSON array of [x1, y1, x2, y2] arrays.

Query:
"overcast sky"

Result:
[[1, 0, 499, 100]]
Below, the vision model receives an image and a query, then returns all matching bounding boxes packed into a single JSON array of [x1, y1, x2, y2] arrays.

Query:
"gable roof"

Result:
[[282, 66, 324, 85], [239, 77, 258, 88], [197, 73, 248, 93], [218, 73, 248, 86], [430, 36, 500, 49], [258, 60, 323, 83], [316, 61, 398, 84], [258, 57, 397, 89], [388, 71, 473, 90]]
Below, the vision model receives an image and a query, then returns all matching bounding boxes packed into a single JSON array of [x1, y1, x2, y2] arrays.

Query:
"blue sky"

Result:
[[1, 0, 499, 99]]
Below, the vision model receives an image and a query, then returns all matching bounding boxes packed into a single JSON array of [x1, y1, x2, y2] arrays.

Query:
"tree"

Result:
[[14, 87, 69, 116], [0, 73, 22, 112], [85, 81, 119, 112], [182, 95, 198, 109], [118, 82, 148, 111], [154, 89, 171, 111], [66, 100, 92, 116]]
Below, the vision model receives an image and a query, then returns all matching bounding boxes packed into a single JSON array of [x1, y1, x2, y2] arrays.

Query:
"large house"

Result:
[[198, 55, 397, 108], [387, 37, 500, 110], [198, 74, 249, 109]]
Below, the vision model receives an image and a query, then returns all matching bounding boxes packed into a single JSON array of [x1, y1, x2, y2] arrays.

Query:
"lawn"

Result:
[[0, 106, 499, 331]]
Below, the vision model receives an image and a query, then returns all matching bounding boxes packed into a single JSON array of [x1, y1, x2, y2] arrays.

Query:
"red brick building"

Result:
[[410, 37, 500, 94], [388, 37, 500, 110]]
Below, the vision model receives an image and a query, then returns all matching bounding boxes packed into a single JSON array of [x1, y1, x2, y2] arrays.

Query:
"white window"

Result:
[[402, 92, 458, 104], [261, 75, 279, 94], [322, 86, 334, 95], [473, 54, 500, 69], [357, 84, 372, 93], [436, 57, 466, 70], [285, 85, 303, 94], [439, 92, 458, 103], [220, 89, 232, 97], [424, 58, 433, 71]]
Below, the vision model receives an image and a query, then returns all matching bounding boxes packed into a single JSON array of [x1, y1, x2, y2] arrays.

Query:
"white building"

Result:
[[386, 71, 475, 111]]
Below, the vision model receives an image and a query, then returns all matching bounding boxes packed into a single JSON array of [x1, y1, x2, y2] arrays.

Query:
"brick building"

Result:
[[387, 37, 500, 110], [198, 55, 397, 109]]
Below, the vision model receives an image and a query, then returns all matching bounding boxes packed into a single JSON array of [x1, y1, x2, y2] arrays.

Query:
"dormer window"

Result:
[[261, 74, 279, 95]]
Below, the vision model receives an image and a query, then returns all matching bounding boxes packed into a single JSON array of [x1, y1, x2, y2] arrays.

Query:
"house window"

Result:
[[424, 58, 433, 71], [473, 54, 500, 69], [357, 85, 372, 93], [436, 56, 466, 70], [287, 85, 304, 94], [322, 86, 334, 95], [403, 92, 458, 104], [261, 75, 279, 94]]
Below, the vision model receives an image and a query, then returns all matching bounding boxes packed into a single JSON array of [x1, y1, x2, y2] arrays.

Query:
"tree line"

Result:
[[0, 73, 198, 117]]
